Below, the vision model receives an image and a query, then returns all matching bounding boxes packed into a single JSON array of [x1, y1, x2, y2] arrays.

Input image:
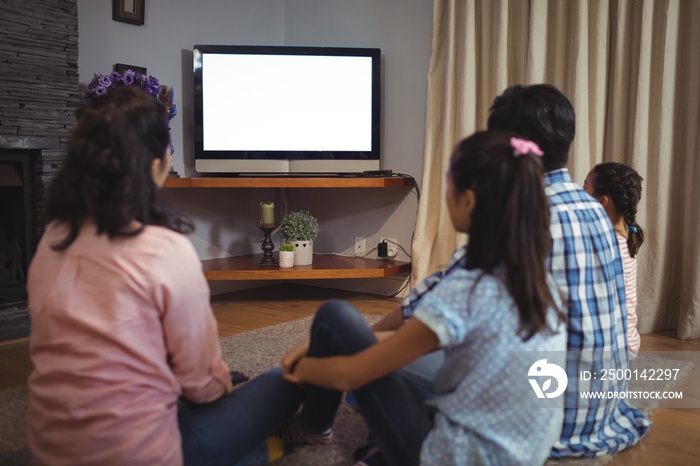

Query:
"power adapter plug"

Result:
[[377, 240, 399, 260], [378, 241, 388, 257]]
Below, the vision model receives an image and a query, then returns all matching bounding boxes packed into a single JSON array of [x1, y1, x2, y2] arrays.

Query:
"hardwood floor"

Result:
[[604, 330, 700, 465], [0, 284, 400, 392], [1, 284, 699, 464]]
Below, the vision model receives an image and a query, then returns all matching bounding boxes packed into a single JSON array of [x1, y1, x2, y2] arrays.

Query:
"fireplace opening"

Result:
[[0, 150, 38, 340]]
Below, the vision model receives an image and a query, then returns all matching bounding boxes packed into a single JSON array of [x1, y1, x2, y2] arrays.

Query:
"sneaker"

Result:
[[266, 435, 284, 462], [277, 415, 333, 447]]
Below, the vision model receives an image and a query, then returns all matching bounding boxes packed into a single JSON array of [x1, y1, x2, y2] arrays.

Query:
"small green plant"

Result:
[[279, 243, 295, 252], [279, 210, 319, 242]]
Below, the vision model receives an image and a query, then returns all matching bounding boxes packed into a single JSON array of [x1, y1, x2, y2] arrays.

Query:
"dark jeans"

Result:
[[399, 350, 443, 402], [299, 299, 433, 466], [178, 368, 303, 466]]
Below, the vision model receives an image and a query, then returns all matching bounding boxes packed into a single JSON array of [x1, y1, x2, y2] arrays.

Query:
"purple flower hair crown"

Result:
[[85, 70, 161, 100], [84, 70, 176, 119]]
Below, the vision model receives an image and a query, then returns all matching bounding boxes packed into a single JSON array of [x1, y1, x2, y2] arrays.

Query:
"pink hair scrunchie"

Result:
[[510, 137, 544, 157]]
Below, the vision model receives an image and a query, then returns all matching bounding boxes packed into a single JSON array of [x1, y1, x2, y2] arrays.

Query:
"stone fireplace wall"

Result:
[[1, 0, 79, 216], [0, 0, 79, 339]]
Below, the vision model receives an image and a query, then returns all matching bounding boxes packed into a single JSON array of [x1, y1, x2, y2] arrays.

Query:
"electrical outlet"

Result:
[[380, 238, 399, 258], [354, 236, 366, 257]]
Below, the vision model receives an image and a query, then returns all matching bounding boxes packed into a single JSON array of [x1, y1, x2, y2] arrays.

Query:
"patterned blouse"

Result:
[[406, 248, 567, 465]]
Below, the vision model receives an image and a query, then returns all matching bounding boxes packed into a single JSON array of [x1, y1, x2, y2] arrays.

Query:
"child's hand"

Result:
[[230, 370, 250, 385], [224, 371, 250, 394], [282, 339, 310, 377], [225, 380, 235, 394], [281, 358, 306, 385]]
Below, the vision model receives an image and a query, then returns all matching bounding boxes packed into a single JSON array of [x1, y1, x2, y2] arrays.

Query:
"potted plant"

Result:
[[279, 210, 319, 265], [278, 243, 295, 269]]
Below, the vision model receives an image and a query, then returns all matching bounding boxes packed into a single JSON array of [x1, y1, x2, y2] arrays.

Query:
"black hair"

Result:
[[590, 162, 645, 258], [47, 86, 193, 250], [487, 84, 575, 172], [450, 130, 563, 340]]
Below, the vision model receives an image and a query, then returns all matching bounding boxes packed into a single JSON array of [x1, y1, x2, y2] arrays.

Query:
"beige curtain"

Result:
[[413, 0, 700, 339]]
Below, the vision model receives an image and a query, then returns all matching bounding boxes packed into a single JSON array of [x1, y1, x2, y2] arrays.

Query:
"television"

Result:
[[193, 45, 381, 175]]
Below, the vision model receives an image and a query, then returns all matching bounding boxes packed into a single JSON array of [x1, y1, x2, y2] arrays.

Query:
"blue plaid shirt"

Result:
[[545, 169, 650, 457], [403, 169, 651, 457]]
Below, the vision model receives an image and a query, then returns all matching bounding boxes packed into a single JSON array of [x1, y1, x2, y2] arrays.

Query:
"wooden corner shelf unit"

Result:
[[164, 176, 413, 280], [202, 254, 411, 280], [163, 176, 412, 189]]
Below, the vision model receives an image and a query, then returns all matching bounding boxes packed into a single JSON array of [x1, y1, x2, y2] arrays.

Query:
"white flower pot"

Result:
[[278, 250, 295, 269], [290, 240, 313, 265]]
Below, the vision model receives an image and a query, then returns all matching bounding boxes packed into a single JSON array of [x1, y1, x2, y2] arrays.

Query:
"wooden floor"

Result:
[[1, 284, 699, 465]]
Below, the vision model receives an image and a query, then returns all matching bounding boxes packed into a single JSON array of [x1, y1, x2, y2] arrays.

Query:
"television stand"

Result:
[[164, 176, 409, 188], [233, 172, 361, 178], [163, 176, 413, 280], [211, 171, 397, 178]]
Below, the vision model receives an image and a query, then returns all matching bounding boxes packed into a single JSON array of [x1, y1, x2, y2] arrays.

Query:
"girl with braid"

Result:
[[584, 162, 645, 359]]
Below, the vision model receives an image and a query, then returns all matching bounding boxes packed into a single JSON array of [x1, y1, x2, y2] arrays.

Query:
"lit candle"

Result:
[[260, 201, 275, 225]]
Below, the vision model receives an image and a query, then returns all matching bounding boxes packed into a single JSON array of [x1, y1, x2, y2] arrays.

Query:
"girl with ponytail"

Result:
[[584, 162, 645, 359], [278, 130, 566, 466]]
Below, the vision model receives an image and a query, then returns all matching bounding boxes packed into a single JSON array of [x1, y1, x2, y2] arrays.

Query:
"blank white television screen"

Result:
[[202, 53, 373, 152]]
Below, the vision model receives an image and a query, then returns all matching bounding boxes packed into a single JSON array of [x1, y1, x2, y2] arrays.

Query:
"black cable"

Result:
[[388, 275, 411, 298], [386, 173, 417, 298], [382, 238, 412, 259], [395, 172, 420, 202]]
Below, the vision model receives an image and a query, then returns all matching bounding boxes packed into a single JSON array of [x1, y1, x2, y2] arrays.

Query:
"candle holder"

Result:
[[258, 223, 279, 267]]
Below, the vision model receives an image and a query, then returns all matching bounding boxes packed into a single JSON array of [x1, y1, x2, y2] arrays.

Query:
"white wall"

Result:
[[77, 0, 433, 295]]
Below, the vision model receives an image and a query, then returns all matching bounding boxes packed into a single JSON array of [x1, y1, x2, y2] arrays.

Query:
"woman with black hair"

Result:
[[26, 86, 301, 466]]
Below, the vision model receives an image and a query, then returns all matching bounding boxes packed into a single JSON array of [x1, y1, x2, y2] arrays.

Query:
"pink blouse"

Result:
[[617, 235, 640, 360], [27, 221, 231, 466]]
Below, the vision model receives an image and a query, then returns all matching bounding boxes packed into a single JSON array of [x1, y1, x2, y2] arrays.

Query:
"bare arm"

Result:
[[284, 318, 439, 392], [371, 306, 405, 332], [281, 331, 394, 376]]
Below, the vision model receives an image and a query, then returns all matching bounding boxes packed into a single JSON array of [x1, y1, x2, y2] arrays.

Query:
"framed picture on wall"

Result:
[[112, 0, 145, 26], [114, 63, 147, 75]]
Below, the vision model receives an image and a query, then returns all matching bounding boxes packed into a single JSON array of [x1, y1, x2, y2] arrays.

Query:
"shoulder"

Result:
[[616, 235, 630, 255], [545, 178, 614, 244], [136, 225, 200, 264], [413, 269, 513, 345], [43, 221, 194, 257], [442, 267, 504, 298], [616, 235, 636, 268], [140, 225, 192, 246], [134, 225, 194, 251], [419, 268, 512, 320], [131, 227, 206, 295], [111, 226, 199, 273], [545, 169, 596, 208]]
